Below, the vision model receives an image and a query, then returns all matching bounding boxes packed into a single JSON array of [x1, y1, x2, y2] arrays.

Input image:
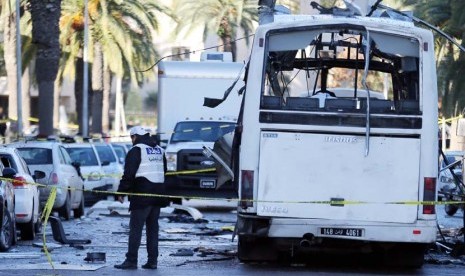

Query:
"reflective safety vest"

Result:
[[134, 144, 165, 183]]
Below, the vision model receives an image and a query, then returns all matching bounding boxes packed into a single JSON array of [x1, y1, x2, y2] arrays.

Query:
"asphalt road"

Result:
[[0, 201, 464, 276]]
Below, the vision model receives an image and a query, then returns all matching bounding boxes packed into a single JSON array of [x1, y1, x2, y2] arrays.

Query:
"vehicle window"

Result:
[[0, 154, 18, 171], [66, 147, 99, 166], [95, 145, 117, 163], [261, 28, 420, 116], [442, 155, 462, 169], [17, 155, 32, 175], [170, 122, 235, 143], [16, 148, 53, 165], [111, 145, 126, 164], [59, 147, 73, 165]]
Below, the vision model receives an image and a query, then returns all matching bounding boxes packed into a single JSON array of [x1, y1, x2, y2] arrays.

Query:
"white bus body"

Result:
[[235, 13, 438, 267]]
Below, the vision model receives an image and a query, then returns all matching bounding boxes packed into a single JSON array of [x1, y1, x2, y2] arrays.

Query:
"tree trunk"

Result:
[[29, 0, 62, 137], [102, 62, 111, 135], [3, 2, 18, 130], [21, 66, 31, 132], [219, 18, 236, 61], [75, 57, 84, 134], [91, 43, 104, 135], [53, 78, 60, 131]]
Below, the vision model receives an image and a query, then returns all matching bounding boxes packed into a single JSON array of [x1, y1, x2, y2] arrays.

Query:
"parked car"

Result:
[[110, 142, 131, 165], [92, 142, 124, 192], [64, 143, 113, 205], [0, 147, 45, 240], [0, 165, 17, 251], [9, 141, 85, 220], [438, 151, 464, 199]]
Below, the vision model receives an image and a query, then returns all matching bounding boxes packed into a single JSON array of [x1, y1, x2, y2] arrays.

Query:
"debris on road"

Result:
[[49, 216, 92, 245], [84, 252, 106, 263], [170, 248, 195, 257]]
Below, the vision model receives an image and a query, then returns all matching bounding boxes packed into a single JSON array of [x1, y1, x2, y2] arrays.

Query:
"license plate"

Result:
[[320, 228, 363, 237], [200, 179, 216, 188]]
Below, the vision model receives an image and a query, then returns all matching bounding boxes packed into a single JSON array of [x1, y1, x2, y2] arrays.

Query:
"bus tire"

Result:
[[238, 236, 277, 263]]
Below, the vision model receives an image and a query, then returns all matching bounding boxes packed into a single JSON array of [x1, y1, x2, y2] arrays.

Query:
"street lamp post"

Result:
[[16, 0, 23, 137]]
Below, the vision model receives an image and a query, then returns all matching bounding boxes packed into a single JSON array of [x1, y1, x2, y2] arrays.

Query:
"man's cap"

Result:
[[129, 126, 149, 136]]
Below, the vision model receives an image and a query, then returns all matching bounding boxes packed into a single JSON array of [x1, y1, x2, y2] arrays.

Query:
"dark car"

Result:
[[0, 164, 17, 251]]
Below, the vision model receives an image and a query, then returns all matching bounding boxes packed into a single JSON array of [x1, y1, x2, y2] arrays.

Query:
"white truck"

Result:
[[225, 1, 438, 267], [157, 53, 244, 200]]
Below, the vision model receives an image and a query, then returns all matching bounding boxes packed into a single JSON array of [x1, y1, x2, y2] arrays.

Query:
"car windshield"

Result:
[[95, 145, 117, 163], [111, 145, 126, 164], [16, 148, 53, 165], [66, 147, 99, 166], [442, 154, 463, 169], [170, 122, 235, 143]]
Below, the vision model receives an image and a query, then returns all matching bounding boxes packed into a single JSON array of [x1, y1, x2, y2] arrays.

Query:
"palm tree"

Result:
[[1, 0, 20, 132], [174, 0, 259, 61], [60, 0, 167, 135], [29, 0, 62, 137], [1, 1, 41, 137], [395, 0, 465, 117]]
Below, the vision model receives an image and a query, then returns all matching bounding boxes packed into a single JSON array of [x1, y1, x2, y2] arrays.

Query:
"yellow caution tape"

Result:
[[2, 172, 464, 270], [40, 186, 57, 271], [438, 115, 463, 124]]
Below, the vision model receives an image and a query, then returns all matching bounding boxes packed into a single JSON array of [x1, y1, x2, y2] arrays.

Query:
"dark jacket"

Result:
[[117, 134, 169, 209]]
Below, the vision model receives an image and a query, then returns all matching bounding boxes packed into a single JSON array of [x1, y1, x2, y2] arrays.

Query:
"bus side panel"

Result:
[[257, 132, 420, 223]]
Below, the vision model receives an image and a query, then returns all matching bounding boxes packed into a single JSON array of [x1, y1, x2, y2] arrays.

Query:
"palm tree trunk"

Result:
[[30, 0, 62, 137], [75, 57, 84, 134], [219, 19, 236, 61], [3, 2, 18, 130], [102, 62, 111, 135], [91, 43, 104, 135], [53, 78, 60, 131], [21, 66, 31, 132]]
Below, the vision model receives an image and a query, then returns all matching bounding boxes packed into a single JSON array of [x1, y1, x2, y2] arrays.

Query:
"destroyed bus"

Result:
[[233, 3, 438, 267]]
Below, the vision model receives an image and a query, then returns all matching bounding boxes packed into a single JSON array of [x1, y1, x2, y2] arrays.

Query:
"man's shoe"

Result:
[[114, 260, 137, 270], [141, 263, 157, 269]]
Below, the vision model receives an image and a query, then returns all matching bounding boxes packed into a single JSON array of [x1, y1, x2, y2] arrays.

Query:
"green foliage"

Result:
[[396, 0, 465, 116], [174, 0, 258, 59], [60, 0, 169, 84]]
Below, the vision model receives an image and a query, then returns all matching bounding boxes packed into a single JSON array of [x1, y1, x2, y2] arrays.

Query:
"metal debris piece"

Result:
[[49, 216, 92, 245], [170, 248, 195, 257], [168, 214, 208, 224], [84, 252, 106, 263], [176, 257, 235, 267], [171, 204, 203, 220]]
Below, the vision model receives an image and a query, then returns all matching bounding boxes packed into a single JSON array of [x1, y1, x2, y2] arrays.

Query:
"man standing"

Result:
[[114, 126, 168, 270]]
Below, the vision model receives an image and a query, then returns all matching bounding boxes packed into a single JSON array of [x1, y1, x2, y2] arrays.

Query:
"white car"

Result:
[[438, 151, 464, 199], [64, 143, 113, 205], [110, 142, 131, 165], [0, 147, 45, 240], [9, 141, 85, 220], [92, 142, 124, 192]]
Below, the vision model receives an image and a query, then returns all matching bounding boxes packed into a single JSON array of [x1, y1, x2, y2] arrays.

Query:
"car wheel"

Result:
[[74, 192, 85, 219], [19, 202, 36, 241], [0, 208, 14, 252], [445, 204, 459, 216], [58, 192, 71, 221]]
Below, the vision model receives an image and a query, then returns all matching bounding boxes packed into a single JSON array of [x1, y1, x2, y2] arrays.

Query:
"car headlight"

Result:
[[88, 171, 102, 181], [166, 152, 177, 171]]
